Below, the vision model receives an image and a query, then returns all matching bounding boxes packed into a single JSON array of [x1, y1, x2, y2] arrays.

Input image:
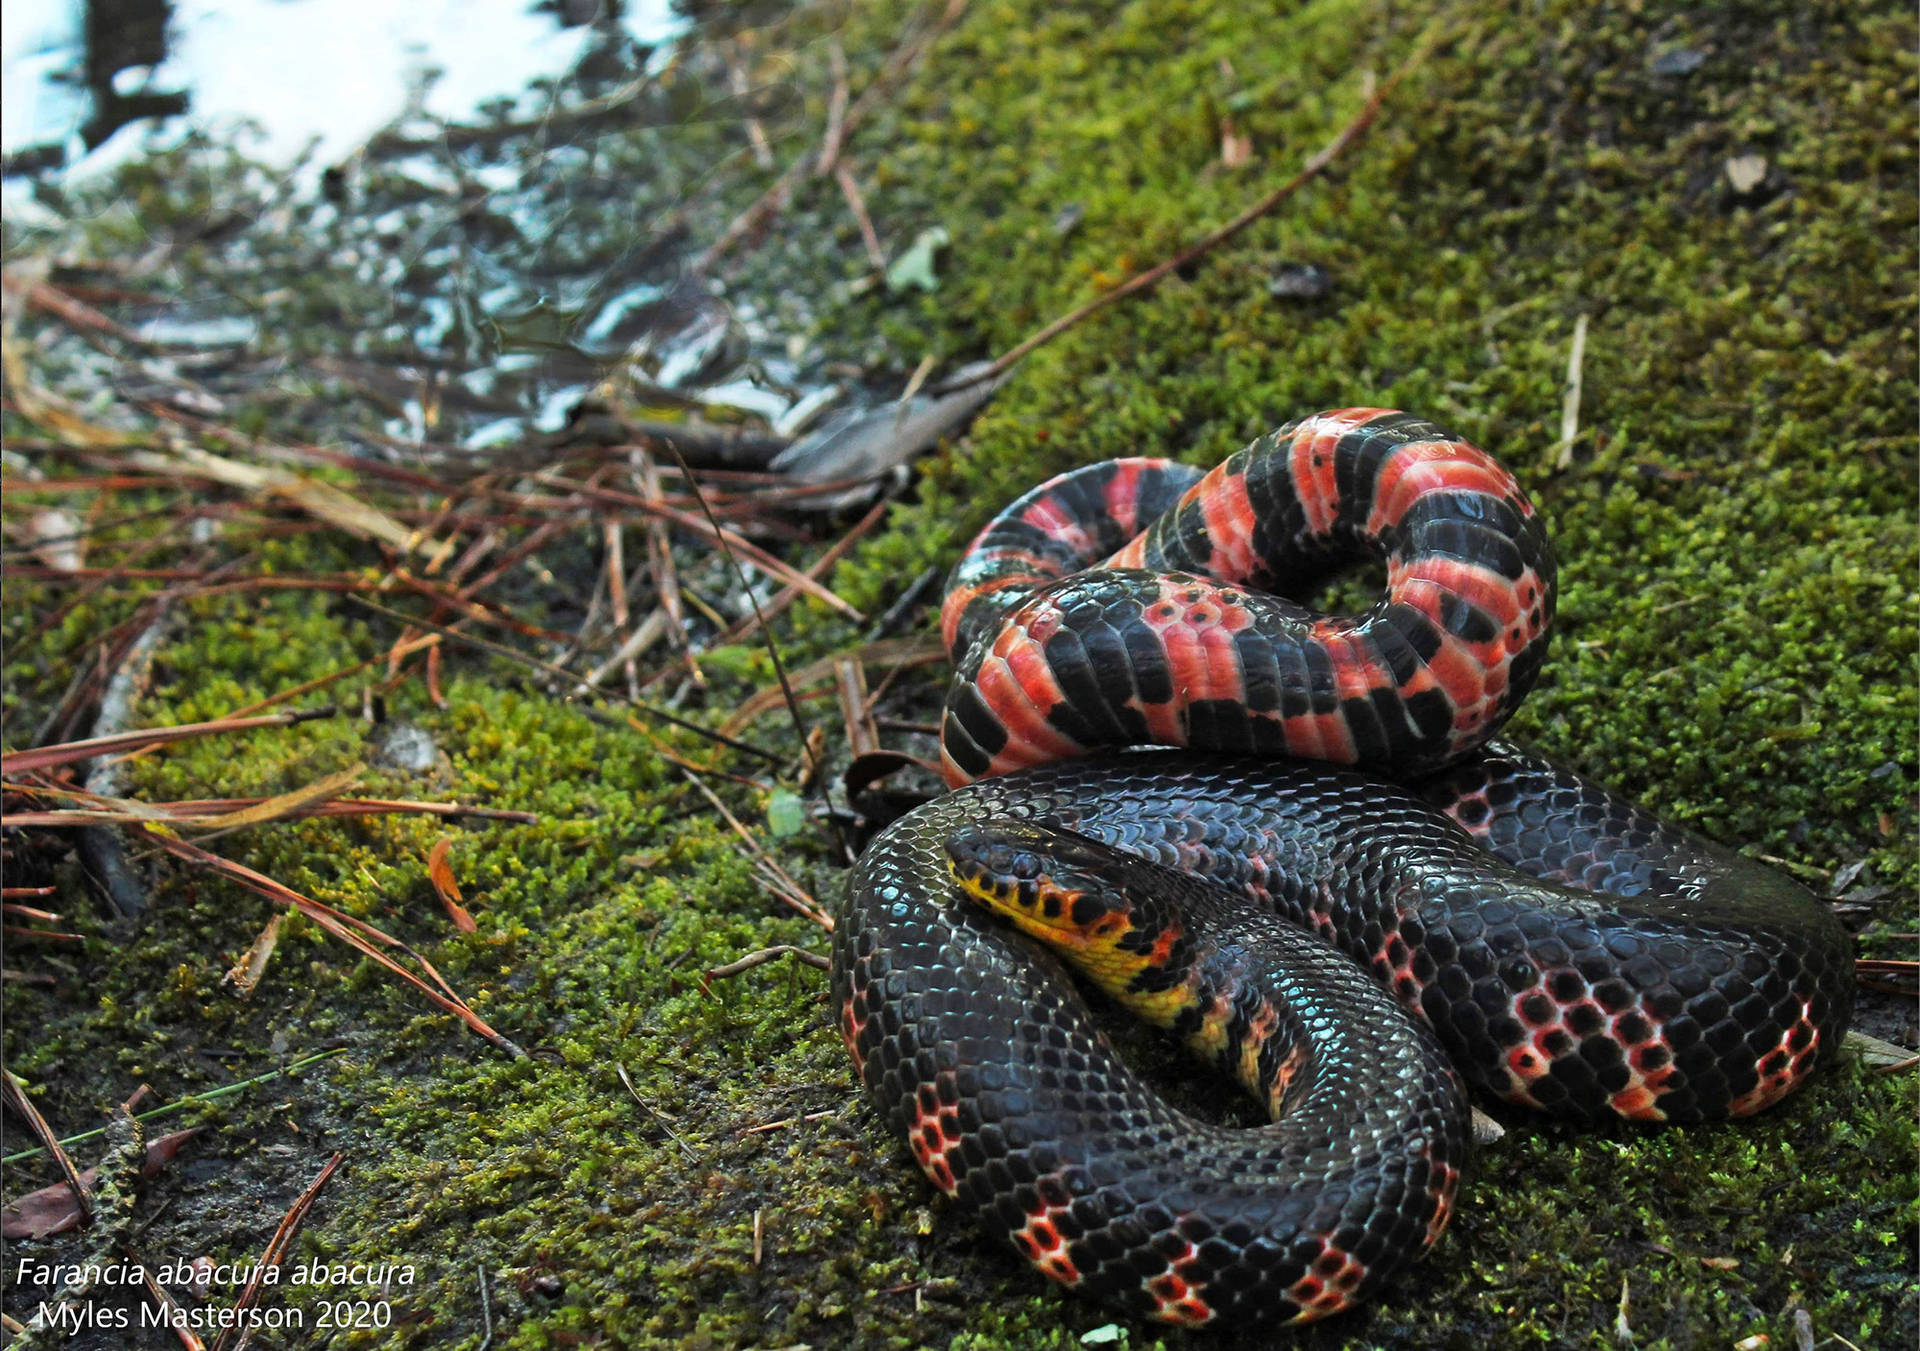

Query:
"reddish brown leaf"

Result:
[[427, 837, 476, 933], [2, 1128, 200, 1239]]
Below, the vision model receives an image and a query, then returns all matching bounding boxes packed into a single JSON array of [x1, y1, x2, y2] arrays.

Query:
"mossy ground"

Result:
[[3, 2, 1915, 1349]]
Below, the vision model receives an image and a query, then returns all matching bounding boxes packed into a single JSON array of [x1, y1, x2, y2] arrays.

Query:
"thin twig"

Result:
[[659, 445, 818, 779], [947, 21, 1445, 392], [705, 945, 831, 980]]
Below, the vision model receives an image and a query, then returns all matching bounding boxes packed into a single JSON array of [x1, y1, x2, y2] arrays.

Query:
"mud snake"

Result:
[[830, 409, 1853, 1328]]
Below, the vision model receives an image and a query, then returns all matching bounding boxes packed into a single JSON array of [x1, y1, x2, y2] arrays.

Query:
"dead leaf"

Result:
[[225, 912, 285, 997], [1725, 155, 1767, 193], [1220, 115, 1252, 168], [427, 837, 476, 933], [2, 1128, 200, 1239]]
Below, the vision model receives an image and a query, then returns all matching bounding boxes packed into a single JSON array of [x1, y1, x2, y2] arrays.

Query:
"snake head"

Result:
[[944, 821, 1176, 1001], [945, 820, 1120, 920]]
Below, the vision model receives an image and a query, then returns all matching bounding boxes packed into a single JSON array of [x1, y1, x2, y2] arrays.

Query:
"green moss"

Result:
[[3, 1, 1913, 1348]]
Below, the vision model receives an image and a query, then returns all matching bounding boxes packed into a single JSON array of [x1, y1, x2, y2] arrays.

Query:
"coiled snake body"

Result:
[[831, 410, 1853, 1328]]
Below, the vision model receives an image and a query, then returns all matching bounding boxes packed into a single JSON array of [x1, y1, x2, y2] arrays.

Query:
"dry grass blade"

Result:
[[1845, 1029, 1919, 1071], [1, 707, 336, 775], [224, 913, 285, 998], [1556, 312, 1591, 469], [125, 444, 417, 552], [172, 766, 366, 831], [582, 610, 670, 690], [210, 1152, 343, 1351], [615, 1063, 698, 1163], [139, 830, 525, 1058], [737, 1109, 838, 1137], [2, 340, 138, 448]]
